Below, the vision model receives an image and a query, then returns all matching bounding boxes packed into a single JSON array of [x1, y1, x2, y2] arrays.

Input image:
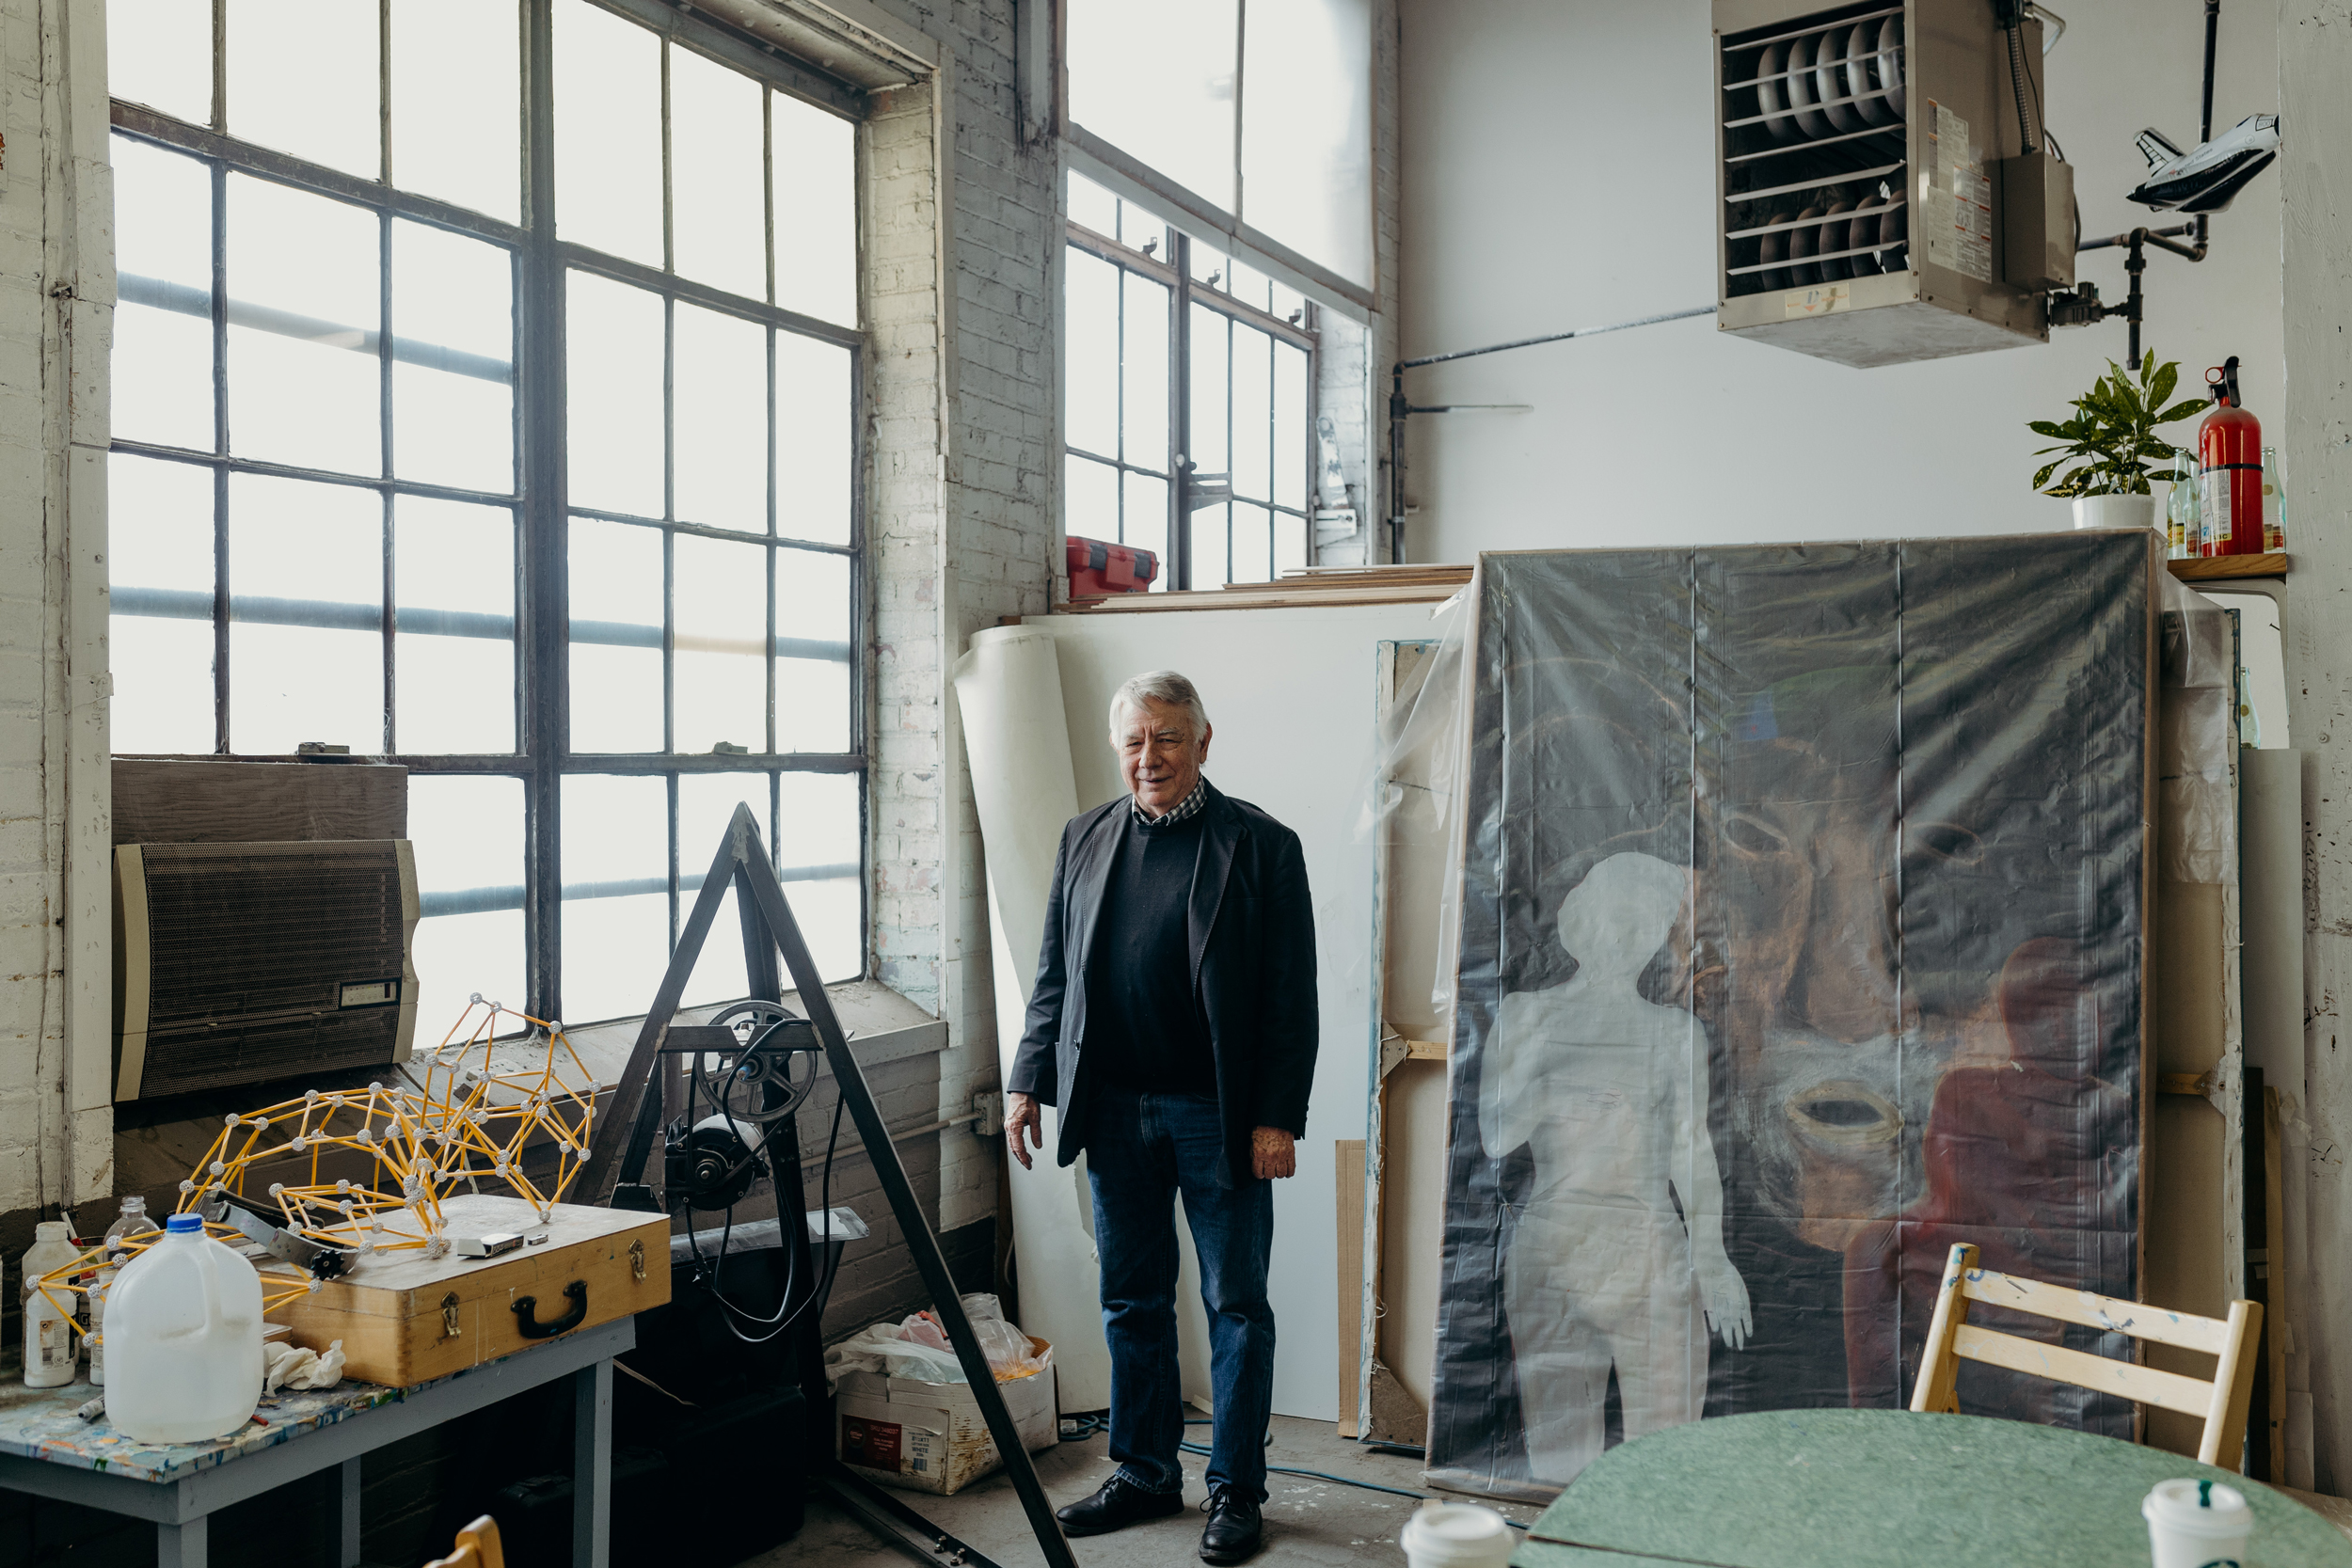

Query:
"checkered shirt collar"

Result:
[[1131, 777, 1209, 829]]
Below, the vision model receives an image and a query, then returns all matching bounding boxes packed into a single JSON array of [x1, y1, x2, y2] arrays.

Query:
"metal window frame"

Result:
[[1062, 209, 1315, 591], [105, 0, 868, 1026]]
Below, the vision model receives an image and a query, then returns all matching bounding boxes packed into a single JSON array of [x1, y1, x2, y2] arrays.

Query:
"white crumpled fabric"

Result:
[[262, 1338, 347, 1393]]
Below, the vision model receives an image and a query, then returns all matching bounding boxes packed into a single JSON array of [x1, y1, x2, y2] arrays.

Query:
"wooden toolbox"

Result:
[[269, 1195, 669, 1388]]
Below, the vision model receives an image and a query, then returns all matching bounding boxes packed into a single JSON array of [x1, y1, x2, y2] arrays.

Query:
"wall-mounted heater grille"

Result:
[[113, 839, 420, 1101], [1714, 0, 2051, 367]]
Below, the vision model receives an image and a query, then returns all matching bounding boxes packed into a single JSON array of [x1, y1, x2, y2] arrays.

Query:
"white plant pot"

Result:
[[2073, 494, 2156, 531]]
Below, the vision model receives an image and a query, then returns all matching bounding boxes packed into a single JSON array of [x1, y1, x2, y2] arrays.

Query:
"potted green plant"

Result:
[[2028, 353, 2209, 531]]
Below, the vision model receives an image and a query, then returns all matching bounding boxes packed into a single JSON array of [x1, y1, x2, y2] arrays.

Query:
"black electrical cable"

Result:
[[1168, 1439, 1533, 1530], [682, 1036, 846, 1345]]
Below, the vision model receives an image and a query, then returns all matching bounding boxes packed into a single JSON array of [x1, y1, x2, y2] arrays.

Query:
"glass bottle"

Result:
[[2166, 448, 2198, 561], [2262, 446, 2286, 552]]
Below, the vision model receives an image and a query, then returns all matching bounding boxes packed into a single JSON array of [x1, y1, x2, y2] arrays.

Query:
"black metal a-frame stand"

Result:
[[579, 804, 1078, 1568]]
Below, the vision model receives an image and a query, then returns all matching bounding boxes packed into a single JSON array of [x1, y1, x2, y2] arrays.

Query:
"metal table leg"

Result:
[[156, 1516, 206, 1568], [572, 1358, 612, 1568], [340, 1456, 363, 1566]]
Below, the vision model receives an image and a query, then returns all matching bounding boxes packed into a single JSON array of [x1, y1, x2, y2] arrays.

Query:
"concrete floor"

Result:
[[749, 1415, 1545, 1566]]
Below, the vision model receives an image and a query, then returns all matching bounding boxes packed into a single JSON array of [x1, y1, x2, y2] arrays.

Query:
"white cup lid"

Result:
[[2144, 1478, 2252, 1529]]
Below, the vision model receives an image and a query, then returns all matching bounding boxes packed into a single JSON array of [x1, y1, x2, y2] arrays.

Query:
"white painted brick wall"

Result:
[[0, 0, 113, 1220], [859, 1, 1057, 1235]]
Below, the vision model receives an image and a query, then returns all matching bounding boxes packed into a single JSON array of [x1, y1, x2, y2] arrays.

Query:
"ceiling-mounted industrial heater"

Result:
[[1714, 0, 2066, 367]]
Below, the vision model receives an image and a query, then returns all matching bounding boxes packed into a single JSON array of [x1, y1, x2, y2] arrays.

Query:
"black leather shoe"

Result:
[[1199, 1483, 1263, 1563], [1056, 1473, 1185, 1536]]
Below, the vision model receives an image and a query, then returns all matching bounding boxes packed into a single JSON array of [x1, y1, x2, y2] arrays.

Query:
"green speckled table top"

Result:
[[1512, 1409, 2352, 1568]]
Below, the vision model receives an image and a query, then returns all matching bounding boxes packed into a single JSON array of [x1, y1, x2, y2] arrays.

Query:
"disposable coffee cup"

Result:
[[1399, 1501, 1515, 1568], [2142, 1478, 2253, 1568]]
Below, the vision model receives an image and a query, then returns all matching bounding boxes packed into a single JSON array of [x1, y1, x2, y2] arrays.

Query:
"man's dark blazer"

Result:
[[1006, 779, 1317, 1188]]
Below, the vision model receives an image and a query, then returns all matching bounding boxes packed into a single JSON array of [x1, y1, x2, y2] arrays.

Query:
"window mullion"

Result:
[[379, 208, 396, 755], [521, 0, 565, 1022], [211, 157, 230, 753], [1170, 231, 1190, 590]]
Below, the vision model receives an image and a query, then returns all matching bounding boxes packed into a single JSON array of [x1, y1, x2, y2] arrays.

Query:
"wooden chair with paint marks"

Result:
[[1910, 1241, 2265, 1471], [423, 1514, 506, 1568]]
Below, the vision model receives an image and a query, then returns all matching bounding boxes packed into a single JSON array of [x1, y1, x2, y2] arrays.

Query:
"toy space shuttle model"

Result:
[[2128, 114, 2280, 214]]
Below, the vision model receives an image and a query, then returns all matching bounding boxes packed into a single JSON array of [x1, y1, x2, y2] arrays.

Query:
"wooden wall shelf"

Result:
[[2169, 553, 2289, 581]]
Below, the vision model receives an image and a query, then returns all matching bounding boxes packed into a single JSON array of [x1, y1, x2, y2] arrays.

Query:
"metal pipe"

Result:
[[2201, 0, 2220, 146], [1386, 304, 1713, 565]]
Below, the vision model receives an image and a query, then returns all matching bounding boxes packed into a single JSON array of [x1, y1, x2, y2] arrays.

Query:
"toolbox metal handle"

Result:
[[511, 1279, 587, 1339]]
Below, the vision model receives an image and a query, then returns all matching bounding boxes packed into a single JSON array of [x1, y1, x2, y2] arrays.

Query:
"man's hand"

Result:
[[1005, 1091, 1042, 1170], [1250, 1126, 1297, 1180]]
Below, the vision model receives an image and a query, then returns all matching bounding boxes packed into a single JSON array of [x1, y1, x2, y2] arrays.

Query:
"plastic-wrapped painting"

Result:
[[1428, 535, 2154, 1500]]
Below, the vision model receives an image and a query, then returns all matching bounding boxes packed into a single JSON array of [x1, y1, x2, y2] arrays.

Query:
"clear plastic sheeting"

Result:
[[1423, 536, 2155, 1502], [2159, 573, 2239, 886]]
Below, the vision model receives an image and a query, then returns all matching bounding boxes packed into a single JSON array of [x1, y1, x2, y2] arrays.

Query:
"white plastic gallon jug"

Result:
[[103, 1213, 264, 1443]]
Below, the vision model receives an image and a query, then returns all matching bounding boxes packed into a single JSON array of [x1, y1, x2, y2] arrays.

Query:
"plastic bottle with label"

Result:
[[103, 1213, 264, 1442], [20, 1221, 81, 1387], [89, 1196, 155, 1387]]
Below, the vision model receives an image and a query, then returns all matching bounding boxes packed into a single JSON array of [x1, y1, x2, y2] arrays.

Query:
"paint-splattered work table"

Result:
[[0, 1315, 628, 1568], [1511, 1408, 2352, 1568]]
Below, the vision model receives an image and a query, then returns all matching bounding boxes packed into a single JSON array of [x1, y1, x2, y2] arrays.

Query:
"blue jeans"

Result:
[[1085, 1086, 1276, 1501]]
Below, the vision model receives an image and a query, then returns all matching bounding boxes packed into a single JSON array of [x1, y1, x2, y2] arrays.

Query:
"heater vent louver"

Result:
[[1714, 0, 2050, 366], [113, 839, 420, 1101]]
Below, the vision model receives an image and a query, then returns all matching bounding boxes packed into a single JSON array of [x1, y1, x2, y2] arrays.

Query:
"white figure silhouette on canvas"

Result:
[[1479, 850, 1753, 1484]]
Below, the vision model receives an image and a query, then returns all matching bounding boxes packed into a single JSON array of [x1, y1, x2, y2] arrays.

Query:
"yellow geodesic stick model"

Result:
[[32, 998, 597, 1336]]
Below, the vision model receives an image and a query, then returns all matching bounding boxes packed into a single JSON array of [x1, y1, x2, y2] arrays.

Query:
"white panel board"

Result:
[[1023, 599, 1460, 1421]]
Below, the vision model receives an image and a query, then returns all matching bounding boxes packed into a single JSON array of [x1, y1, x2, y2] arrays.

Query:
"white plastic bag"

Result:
[[960, 1294, 1047, 1381], [823, 1299, 1049, 1388]]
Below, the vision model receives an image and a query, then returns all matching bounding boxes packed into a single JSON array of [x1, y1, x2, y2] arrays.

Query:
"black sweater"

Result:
[[1086, 809, 1216, 1097]]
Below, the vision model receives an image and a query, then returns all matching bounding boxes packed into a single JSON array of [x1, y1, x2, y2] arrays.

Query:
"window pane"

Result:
[[1242, 0, 1374, 286], [1122, 471, 1168, 585], [771, 91, 855, 325], [110, 0, 212, 125], [554, 0, 661, 267], [1067, 0, 1237, 210], [673, 305, 766, 533], [391, 0, 522, 224], [226, 175, 381, 479], [1064, 247, 1118, 458], [1232, 323, 1272, 503], [670, 46, 767, 303], [568, 517, 663, 753], [111, 138, 215, 452], [1231, 501, 1272, 585], [108, 453, 215, 753], [228, 473, 383, 753], [677, 771, 771, 1006], [1066, 453, 1116, 541], [776, 771, 860, 982], [774, 547, 850, 752], [393, 220, 516, 495], [1068, 172, 1118, 237], [1195, 501, 1232, 589], [673, 533, 767, 753], [225, 0, 381, 180], [407, 775, 525, 1022], [1226, 260, 1271, 314], [395, 497, 516, 753], [1188, 304, 1229, 477], [1274, 343, 1308, 511], [775, 334, 850, 546], [560, 773, 669, 1025], [565, 270, 664, 518], [1275, 512, 1308, 577], [1121, 272, 1168, 470]]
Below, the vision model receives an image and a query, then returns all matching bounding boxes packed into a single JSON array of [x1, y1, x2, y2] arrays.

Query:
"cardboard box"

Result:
[[834, 1337, 1057, 1496]]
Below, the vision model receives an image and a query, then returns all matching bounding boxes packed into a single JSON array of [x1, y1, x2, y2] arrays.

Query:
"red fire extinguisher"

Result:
[[2198, 356, 2264, 556]]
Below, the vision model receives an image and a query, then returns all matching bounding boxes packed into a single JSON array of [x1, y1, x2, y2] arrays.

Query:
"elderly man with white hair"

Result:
[[1004, 670, 1317, 1564]]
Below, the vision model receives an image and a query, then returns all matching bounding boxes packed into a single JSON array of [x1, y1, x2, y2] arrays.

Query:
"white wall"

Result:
[[1397, 0, 2285, 560]]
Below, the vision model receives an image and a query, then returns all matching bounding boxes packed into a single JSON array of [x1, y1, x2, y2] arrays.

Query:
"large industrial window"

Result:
[[1063, 173, 1312, 589], [103, 0, 865, 1028]]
